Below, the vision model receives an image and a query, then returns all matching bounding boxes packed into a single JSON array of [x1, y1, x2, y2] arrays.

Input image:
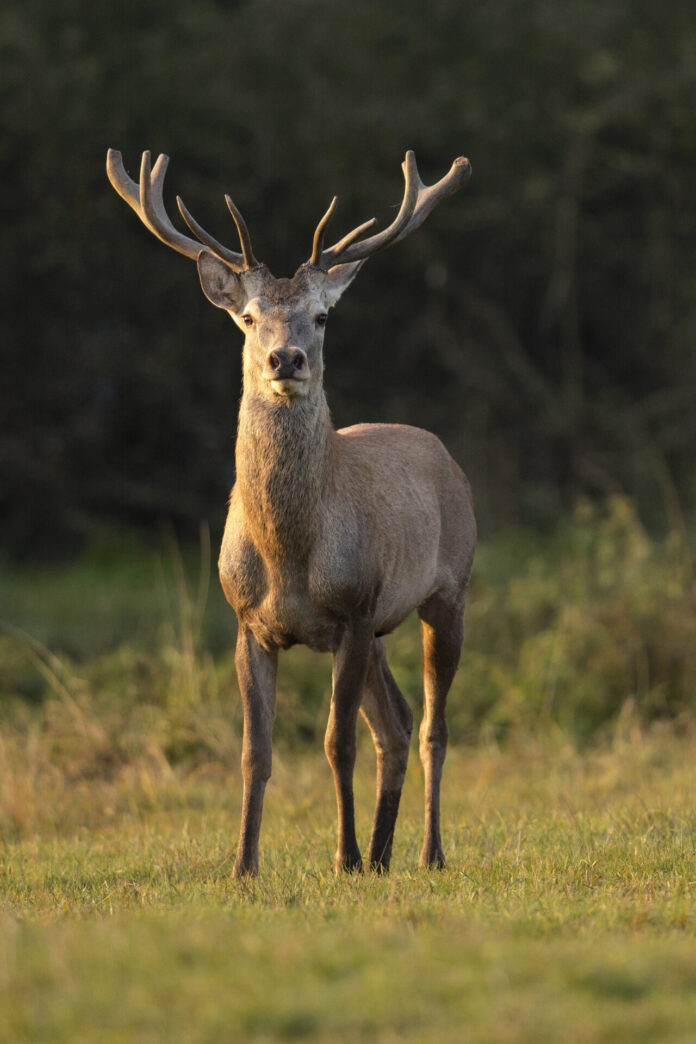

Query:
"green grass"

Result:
[[1, 498, 695, 1041], [2, 737, 696, 1041], [5, 915, 696, 1044]]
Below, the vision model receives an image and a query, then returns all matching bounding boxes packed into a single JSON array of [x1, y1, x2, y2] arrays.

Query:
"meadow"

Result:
[[1, 497, 695, 1042]]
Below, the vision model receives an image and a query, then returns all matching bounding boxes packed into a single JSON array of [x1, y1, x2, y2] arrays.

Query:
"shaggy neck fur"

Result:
[[236, 390, 333, 561]]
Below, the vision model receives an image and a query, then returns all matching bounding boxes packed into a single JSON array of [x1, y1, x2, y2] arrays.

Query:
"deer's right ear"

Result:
[[197, 252, 245, 312]]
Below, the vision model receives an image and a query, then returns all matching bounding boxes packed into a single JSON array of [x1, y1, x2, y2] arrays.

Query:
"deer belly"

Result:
[[373, 540, 440, 634]]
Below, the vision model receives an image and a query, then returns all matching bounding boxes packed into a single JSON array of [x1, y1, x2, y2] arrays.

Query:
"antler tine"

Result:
[[138, 150, 212, 262], [106, 149, 250, 270], [317, 151, 420, 269], [309, 197, 339, 266], [309, 194, 378, 266], [135, 151, 195, 260], [106, 148, 144, 214], [225, 195, 258, 270], [141, 152, 249, 270], [317, 151, 471, 270], [322, 216, 378, 259], [175, 196, 249, 270], [393, 154, 472, 243]]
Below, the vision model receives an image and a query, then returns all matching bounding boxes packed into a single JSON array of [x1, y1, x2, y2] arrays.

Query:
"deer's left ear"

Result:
[[323, 260, 366, 307]]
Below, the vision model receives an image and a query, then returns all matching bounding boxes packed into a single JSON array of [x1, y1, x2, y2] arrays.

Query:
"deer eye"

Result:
[[316, 313, 328, 327], [241, 314, 254, 327]]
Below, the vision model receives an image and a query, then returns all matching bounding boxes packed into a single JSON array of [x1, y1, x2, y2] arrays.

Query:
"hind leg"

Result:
[[360, 638, 413, 871], [418, 595, 465, 868]]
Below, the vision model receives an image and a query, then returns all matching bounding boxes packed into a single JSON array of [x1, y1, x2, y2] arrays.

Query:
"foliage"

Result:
[[448, 497, 696, 739], [1, 0, 695, 554], [0, 500, 693, 777]]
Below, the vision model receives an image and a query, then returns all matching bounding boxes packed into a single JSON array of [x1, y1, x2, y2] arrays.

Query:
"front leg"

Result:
[[234, 626, 278, 877], [324, 617, 373, 872]]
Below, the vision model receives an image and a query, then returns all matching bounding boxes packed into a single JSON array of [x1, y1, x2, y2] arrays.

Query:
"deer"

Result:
[[106, 146, 476, 876]]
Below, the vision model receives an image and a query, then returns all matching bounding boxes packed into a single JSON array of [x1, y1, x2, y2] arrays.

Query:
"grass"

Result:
[[2, 735, 696, 1041], [1, 498, 695, 1041]]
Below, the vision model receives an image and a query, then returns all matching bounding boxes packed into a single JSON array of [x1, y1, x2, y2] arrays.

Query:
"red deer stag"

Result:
[[106, 147, 475, 875]]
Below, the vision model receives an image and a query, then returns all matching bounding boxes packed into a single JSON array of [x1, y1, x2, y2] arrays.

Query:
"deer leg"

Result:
[[233, 626, 278, 878], [360, 638, 413, 872], [418, 596, 465, 869], [325, 618, 373, 872]]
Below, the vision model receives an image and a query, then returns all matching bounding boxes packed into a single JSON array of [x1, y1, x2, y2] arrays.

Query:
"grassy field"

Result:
[[1, 499, 695, 1042], [2, 736, 696, 1042]]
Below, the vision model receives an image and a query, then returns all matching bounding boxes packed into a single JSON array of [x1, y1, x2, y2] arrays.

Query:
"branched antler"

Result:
[[309, 151, 471, 270], [106, 149, 256, 271]]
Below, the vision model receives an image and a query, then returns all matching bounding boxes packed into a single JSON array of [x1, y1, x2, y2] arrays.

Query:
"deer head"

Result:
[[106, 148, 471, 402]]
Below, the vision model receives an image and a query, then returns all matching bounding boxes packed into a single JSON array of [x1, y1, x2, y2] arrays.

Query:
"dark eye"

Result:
[[242, 314, 254, 327], [316, 313, 328, 327]]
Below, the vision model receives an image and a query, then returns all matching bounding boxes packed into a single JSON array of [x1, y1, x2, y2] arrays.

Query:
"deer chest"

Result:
[[218, 521, 372, 653]]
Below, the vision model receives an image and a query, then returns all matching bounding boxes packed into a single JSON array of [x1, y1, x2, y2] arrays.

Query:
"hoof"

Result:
[[368, 860, 391, 874], [334, 852, 363, 874], [418, 847, 446, 870], [233, 857, 259, 879]]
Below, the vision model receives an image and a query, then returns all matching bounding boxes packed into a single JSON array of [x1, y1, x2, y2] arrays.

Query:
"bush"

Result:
[[445, 497, 696, 740], [1, 499, 694, 785]]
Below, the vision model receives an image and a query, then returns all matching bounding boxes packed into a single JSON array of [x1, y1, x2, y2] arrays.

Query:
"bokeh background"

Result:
[[3, 0, 694, 559], [1, 0, 695, 749]]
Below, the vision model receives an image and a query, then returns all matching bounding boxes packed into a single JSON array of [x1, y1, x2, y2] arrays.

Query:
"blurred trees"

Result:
[[1, 0, 694, 556]]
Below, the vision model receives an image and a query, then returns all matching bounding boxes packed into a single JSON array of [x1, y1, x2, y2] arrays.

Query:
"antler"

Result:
[[106, 149, 257, 272], [309, 151, 471, 270]]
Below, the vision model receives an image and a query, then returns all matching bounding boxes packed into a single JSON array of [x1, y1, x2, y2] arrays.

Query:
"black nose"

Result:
[[267, 348, 307, 379]]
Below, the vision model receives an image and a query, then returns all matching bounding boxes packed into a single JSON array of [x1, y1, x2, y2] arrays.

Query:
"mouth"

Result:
[[268, 376, 309, 397]]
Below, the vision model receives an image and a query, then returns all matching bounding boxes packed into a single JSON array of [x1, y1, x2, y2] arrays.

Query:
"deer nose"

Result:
[[267, 347, 307, 380]]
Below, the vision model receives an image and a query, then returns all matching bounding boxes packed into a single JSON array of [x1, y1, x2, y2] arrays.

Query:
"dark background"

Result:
[[2, 0, 694, 559]]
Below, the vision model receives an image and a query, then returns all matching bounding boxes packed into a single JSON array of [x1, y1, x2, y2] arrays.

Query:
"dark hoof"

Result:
[[335, 852, 363, 873], [368, 860, 391, 874], [418, 848, 446, 870], [367, 833, 395, 871], [233, 858, 259, 879]]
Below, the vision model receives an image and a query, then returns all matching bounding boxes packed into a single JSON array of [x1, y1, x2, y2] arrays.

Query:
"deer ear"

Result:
[[323, 260, 366, 307], [197, 252, 245, 312]]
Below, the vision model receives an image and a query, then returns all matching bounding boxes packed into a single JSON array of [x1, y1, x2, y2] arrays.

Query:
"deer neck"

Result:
[[235, 390, 334, 559]]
